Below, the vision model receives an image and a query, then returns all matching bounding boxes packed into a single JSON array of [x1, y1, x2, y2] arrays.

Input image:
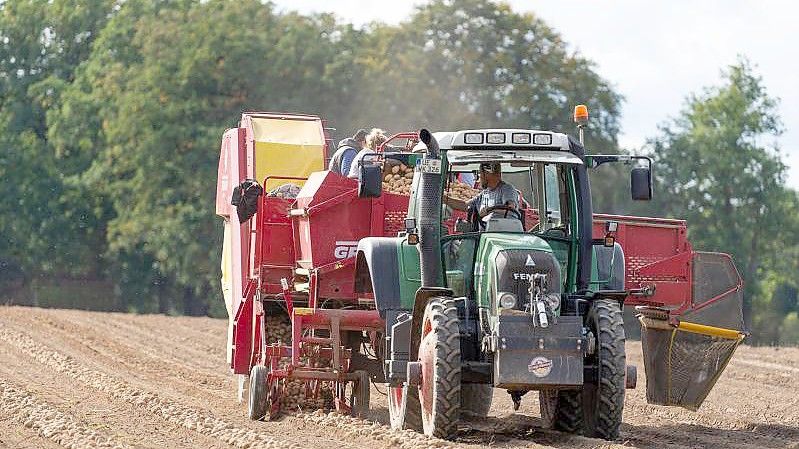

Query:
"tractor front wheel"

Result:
[[582, 299, 626, 440], [418, 296, 461, 439]]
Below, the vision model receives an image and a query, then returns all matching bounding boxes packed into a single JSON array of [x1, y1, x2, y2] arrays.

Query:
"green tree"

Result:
[[0, 0, 114, 278], [649, 59, 796, 330], [49, 0, 368, 314], [349, 0, 626, 211]]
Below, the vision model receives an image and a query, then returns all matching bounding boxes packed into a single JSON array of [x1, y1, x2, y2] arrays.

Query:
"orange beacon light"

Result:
[[574, 104, 589, 125]]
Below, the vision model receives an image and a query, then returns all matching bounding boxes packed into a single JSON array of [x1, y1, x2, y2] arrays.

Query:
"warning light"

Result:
[[574, 104, 589, 124]]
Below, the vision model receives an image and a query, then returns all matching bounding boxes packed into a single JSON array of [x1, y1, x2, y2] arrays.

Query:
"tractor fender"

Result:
[[355, 237, 404, 318], [594, 242, 625, 291]]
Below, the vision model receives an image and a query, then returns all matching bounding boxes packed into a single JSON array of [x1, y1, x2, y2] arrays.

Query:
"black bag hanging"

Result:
[[230, 179, 263, 223]]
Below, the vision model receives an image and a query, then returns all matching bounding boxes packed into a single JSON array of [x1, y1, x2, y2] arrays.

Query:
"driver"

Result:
[[445, 162, 519, 219]]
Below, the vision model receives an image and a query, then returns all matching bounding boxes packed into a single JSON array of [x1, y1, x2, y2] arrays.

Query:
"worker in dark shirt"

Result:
[[328, 129, 367, 175]]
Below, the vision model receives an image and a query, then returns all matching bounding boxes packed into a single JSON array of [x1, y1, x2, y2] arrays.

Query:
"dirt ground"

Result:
[[1, 306, 797, 449]]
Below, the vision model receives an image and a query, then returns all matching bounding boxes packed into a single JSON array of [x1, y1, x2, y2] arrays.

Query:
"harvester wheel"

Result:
[[461, 384, 493, 418], [539, 389, 583, 433], [418, 296, 461, 439], [388, 384, 422, 431], [248, 365, 268, 420], [351, 370, 371, 417], [582, 299, 626, 440]]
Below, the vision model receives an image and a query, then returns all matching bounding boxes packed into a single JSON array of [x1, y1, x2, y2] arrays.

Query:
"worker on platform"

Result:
[[347, 128, 388, 178], [329, 129, 367, 176], [445, 162, 520, 219]]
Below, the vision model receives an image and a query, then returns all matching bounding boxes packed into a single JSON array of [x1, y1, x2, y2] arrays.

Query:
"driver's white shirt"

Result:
[[468, 180, 518, 212]]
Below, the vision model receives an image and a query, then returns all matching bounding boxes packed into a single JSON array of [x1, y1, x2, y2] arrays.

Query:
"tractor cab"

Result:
[[406, 128, 635, 301]]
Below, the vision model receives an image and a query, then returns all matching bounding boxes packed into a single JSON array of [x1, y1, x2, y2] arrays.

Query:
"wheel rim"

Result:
[[388, 385, 407, 429], [419, 316, 436, 429]]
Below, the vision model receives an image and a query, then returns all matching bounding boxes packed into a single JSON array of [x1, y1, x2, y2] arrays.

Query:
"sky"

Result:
[[272, 0, 799, 187]]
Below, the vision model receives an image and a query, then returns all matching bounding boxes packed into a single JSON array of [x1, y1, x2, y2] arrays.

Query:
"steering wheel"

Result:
[[479, 205, 521, 220]]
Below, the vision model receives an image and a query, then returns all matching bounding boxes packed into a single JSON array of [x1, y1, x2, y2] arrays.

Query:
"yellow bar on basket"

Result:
[[677, 321, 743, 340], [294, 308, 314, 316]]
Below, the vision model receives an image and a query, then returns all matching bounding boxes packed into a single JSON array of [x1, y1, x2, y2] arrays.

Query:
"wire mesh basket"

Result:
[[637, 252, 746, 410], [639, 316, 744, 410]]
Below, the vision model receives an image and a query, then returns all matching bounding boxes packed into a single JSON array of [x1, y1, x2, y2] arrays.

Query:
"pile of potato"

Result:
[[265, 314, 291, 344], [382, 160, 414, 196], [266, 183, 301, 199], [264, 314, 336, 412], [282, 380, 335, 412], [446, 181, 480, 202], [380, 158, 480, 202]]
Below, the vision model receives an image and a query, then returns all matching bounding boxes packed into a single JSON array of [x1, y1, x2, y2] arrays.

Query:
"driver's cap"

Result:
[[479, 162, 501, 173]]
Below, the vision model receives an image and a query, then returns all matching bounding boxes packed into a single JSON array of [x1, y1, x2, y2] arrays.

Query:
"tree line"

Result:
[[0, 0, 796, 344]]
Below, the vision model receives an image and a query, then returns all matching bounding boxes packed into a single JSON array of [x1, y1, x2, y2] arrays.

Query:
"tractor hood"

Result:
[[474, 233, 562, 313]]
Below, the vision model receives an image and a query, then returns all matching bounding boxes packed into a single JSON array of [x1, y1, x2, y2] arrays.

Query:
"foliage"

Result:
[[0, 0, 113, 277], [779, 312, 799, 346], [648, 59, 799, 341]]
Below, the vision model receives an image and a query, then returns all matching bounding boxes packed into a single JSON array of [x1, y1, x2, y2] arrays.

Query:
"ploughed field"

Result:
[[1, 306, 797, 449]]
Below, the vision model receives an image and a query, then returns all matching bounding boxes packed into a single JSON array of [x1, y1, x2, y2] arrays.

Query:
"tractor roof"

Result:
[[412, 129, 583, 166]]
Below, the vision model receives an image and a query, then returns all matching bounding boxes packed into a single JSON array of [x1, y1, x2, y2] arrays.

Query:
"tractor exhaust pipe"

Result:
[[417, 129, 443, 288]]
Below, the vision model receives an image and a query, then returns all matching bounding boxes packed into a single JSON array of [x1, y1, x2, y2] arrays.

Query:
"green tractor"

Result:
[[354, 122, 741, 440]]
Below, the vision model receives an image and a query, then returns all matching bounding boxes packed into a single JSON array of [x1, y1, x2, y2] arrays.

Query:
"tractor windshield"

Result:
[[444, 161, 574, 236]]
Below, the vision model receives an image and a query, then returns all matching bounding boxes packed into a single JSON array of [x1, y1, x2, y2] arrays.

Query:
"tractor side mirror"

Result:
[[630, 167, 652, 201], [358, 164, 382, 198]]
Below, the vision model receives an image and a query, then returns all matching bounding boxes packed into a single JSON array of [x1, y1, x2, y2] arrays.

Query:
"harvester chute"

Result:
[[638, 252, 745, 410], [593, 216, 746, 410]]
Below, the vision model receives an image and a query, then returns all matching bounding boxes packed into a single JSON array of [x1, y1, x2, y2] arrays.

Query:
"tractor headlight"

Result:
[[498, 292, 517, 309], [545, 293, 561, 310]]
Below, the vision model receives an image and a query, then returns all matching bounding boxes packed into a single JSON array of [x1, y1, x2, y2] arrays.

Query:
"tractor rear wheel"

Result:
[[418, 296, 461, 439], [582, 299, 626, 440], [248, 365, 268, 420], [388, 384, 422, 431], [461, 384, 493, 417], [539, 389, 583, 432]]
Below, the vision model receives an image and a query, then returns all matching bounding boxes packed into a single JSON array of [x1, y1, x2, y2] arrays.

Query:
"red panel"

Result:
[[593, 214, 693, 310], [295, 171, 370, 269], [257, 197, 296, 294], [231, 285, 254, 374]]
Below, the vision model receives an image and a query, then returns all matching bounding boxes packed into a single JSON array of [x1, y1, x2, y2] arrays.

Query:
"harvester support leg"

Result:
[[351, 370, 371, 417]]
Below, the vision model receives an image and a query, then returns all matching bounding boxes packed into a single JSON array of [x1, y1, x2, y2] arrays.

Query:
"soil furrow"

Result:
[[0, 344, 237, 449], [0, 326, 306, 449], [0, 378, 127, 449], [2, 306, 798, 449]]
